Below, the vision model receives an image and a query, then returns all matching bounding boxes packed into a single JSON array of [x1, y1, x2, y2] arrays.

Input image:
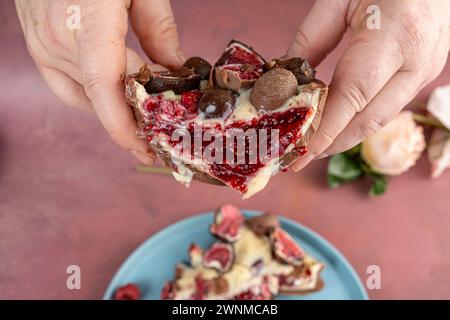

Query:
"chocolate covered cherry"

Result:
[[183, 57, 212, 80], [250, 68, 298, 111], [198, 88, 236, 119]]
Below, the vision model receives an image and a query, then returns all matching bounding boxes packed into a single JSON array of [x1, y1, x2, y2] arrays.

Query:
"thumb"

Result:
[[130, 0, 186, 68], [287, 0, 349, 66]]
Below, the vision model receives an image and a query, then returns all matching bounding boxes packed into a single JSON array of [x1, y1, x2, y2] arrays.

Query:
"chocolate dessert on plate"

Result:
[[160, 205, 324, 300]]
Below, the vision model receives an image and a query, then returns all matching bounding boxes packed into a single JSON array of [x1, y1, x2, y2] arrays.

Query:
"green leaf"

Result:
[[327, 175, 343, 188], [360, 161, 373, 175], [369, 175, 387, 196], [328, 153, 363, 181]]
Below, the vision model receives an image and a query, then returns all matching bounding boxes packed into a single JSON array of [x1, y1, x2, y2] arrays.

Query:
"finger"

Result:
[[323, 70, 424, 155], [287, 0, 349, 66], [126, 48, 145, 75], [129, 0, 185, 68], [38, 65, 93, 112], [126, 47, 168, 75], [291, 36, 403, 172], [76, 2, 154, 165]]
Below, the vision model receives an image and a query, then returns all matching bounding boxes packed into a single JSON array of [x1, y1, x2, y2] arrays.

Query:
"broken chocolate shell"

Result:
[[202, 242, 234, 273], [246, 213, 280, 236], [264, 58, 316, 85], [271, 227, 304, 266], [183, 56, 212, 80], [144, 67, 201, 94], [210, 204, 245, 242], [215, 40, 266, 67], [198, 88, 236, 119], [250, 68, 298, 111], [279, 80, 327, 169], [211, 40, 266, 92], [214, 64, 261, 92]]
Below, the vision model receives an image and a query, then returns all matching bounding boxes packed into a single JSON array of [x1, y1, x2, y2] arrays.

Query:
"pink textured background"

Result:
[[1, 0, 450, 299]]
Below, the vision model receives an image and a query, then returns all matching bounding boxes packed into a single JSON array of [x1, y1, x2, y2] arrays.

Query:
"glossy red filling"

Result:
[[221, 65, 262, 81], [223, 46, 264, 67], [141, 92, 311, 193]]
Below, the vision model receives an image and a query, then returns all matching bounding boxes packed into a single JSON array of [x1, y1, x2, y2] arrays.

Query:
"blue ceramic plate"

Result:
[[104, 211, 368, 300]]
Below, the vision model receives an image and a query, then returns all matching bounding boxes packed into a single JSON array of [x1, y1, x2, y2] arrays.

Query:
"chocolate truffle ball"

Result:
[[198, 89, 236, 119], [183, 57, 212, 80], [250, 68, 298, 111]]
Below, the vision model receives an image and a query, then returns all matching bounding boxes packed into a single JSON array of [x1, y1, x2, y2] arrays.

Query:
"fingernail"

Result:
[[130, 149, 155, 166], [291, 154, 315, 172]]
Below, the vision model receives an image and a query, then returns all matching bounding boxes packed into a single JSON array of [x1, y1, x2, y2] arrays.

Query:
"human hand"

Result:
[[288, 0, 450, 171], [15, 0, 185, 165]]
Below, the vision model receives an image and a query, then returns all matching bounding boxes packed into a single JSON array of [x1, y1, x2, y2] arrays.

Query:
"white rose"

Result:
[[426, 84, 450, 178], [428, 129, 450, 178], [361, 111, 425, 176]]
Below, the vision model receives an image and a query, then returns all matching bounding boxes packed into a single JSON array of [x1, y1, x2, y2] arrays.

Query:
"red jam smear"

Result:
[[142, 94, 311, 193]]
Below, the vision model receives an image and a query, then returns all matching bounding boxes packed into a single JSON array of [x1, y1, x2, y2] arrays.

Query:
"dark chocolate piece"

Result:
[[198, 88, 236, 119], [211, 40, 266, 92], [264, 58, 316, 85], [144, 67, 201, 94], [246, 213, 280, 236], [183, 57, 212, 80]]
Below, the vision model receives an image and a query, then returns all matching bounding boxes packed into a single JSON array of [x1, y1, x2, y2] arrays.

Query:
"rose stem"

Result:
[[412, 113, 449, 131], [135, 165, 173, 175]]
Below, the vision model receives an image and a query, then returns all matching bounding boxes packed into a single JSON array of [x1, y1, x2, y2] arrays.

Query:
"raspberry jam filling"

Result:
[[141, 92, 311, 193], [222, 46, 264, 68]]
